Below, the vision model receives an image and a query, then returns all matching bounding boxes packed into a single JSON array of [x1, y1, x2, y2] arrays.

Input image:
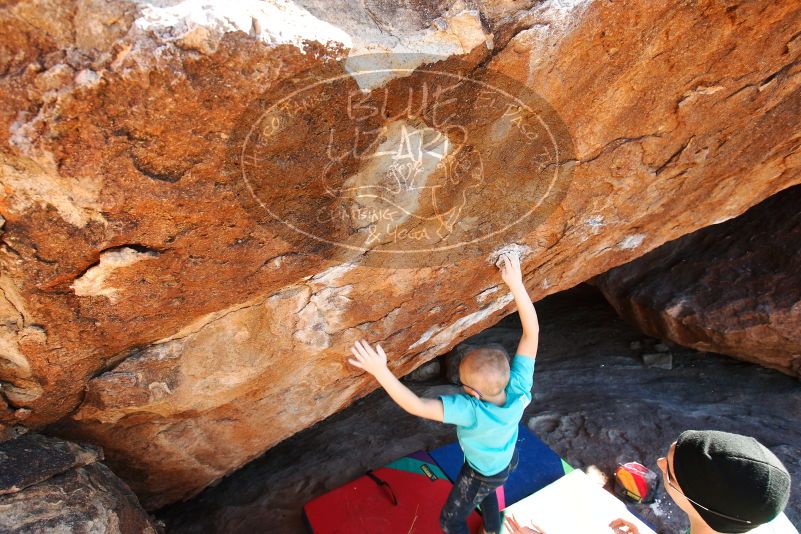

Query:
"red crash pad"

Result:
[[303, 451, 483, 533]]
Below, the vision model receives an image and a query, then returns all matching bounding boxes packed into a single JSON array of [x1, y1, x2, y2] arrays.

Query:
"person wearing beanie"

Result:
[[505, 430, 792, 534], [608, 430, 792, 534], [667, 430, 792, 533]]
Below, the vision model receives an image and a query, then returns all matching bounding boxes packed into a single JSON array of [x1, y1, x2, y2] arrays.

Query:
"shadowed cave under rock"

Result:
[[159, 284, 801, 534]]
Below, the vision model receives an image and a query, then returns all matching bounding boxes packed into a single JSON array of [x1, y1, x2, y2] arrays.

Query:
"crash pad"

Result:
[[303, 450, 483, 533], [429, 425, 572, 510], [499, 469, 657, 534]]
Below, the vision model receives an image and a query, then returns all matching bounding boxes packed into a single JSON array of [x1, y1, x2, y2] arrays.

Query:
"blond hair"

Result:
[[459, 346, 510, 397]]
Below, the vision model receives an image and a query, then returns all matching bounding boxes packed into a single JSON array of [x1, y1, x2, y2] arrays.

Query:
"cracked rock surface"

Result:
[[1, 0, 800, 507]]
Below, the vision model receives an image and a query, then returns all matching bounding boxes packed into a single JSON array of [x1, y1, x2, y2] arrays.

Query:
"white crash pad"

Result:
[[500, 469, 798, 534], [499, 469, 656, 534]]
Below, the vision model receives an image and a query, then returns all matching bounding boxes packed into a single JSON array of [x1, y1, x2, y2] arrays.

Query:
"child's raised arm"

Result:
[[348, 339, 444, 422], [499, 252, 540, 359]]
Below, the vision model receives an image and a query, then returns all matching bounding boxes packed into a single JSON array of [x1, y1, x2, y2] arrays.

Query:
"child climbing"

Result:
[[347, 251, 539, 534]]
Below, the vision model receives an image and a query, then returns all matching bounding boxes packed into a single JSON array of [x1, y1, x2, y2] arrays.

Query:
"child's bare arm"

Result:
[[499, 253, 540, 358], [348, 340, 444, 422]]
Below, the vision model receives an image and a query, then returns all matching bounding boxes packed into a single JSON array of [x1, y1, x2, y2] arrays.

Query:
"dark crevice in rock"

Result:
[[653, 136, 693, 176], [116, 243, 161, 255], [544, 133, 664, 170], [760, 57, 801, 89], [0, 239, 22, 259], [130, 154, 188, 183]]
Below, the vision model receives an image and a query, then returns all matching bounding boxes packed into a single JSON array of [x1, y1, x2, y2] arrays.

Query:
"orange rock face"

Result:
[[1, 0, 800, 508], [596, 184, 801, 378]]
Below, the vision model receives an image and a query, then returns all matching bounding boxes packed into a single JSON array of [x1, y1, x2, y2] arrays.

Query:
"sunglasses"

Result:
[[663, 457, 752, 525], [456, 379, 485, 400]]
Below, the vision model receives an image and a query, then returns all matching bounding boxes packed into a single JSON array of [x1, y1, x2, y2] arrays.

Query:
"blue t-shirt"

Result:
[[439, 353, 535, 476]]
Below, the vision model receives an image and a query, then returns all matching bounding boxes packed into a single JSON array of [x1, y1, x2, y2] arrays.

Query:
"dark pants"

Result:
[[440, 450, 519, 534]]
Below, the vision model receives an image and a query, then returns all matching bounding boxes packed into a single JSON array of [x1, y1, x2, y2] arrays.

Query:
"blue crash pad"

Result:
[[429, 425, 572, 509]]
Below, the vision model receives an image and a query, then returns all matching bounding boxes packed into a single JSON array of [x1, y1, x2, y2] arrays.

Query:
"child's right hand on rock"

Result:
[[348, 339, 389, 377], [498, 252, 524, 289]]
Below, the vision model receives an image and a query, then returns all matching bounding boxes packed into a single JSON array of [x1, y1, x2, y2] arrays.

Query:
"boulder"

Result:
[[404, 359, 442, 382], [641, 352, 673, 370], [0, 0, 799, 507], [596, 184, 801, 377], [0, 434, 158, 533], [0, 432, 100, 494]]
